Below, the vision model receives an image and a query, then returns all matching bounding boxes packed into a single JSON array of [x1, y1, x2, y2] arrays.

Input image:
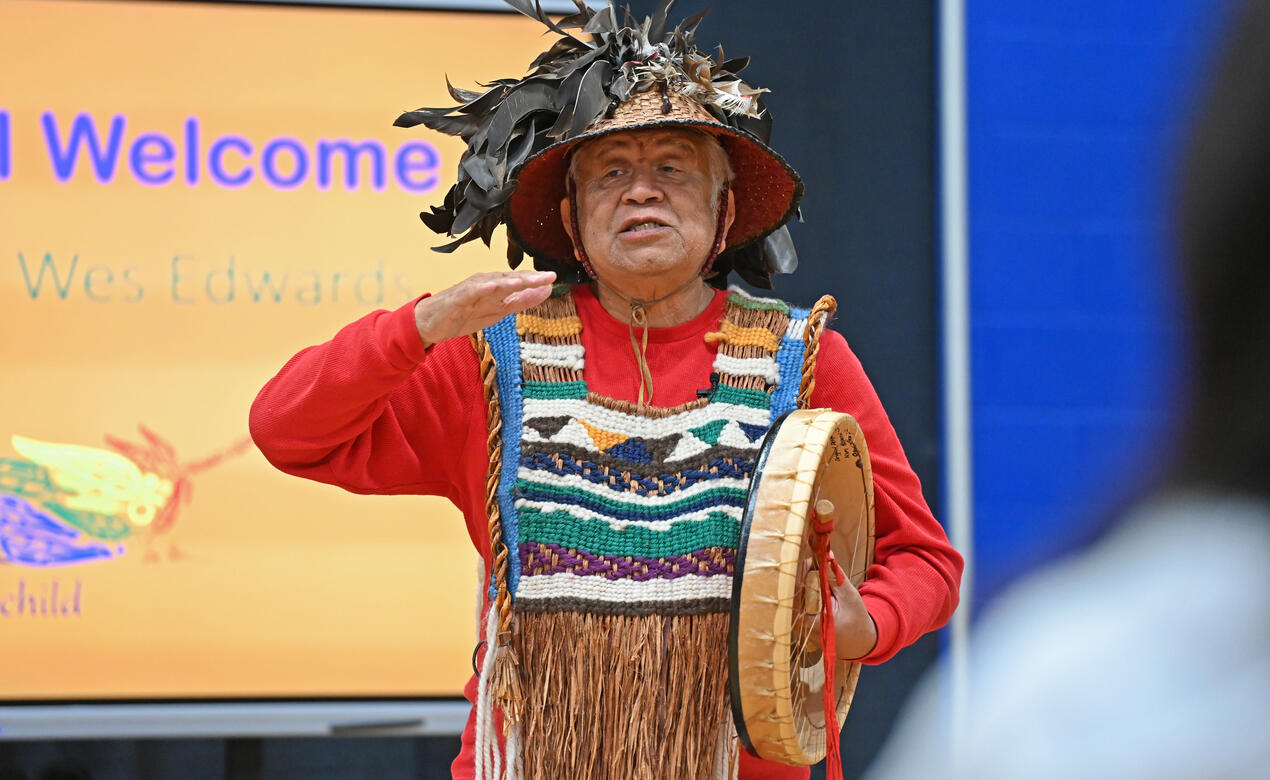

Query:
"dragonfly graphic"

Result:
[[0, 427, 250, 567]]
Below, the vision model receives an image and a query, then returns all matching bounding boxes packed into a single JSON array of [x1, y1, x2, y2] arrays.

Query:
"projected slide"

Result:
[[0, 0, 546, 699]]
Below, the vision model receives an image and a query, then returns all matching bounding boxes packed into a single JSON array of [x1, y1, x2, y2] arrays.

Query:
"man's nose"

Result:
[[621, 167, 664, 204]]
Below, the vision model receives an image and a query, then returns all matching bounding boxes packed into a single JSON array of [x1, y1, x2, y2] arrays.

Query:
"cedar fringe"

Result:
[[511, 610, 735, 780], [489, 641, 524, 727]]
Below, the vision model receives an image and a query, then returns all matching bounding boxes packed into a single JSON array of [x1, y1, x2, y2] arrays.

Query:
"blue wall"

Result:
[[966, 1, 1234, 604]]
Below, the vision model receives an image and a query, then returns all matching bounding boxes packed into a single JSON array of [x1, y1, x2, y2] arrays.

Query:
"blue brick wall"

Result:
[[966, 1, 1234, 604]]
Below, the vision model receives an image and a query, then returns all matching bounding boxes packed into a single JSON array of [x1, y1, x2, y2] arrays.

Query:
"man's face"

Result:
[[562, 128, 731, 282]]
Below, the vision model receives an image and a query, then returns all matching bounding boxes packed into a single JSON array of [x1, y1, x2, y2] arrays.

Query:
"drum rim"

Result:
[[727, 409, 794, 756]]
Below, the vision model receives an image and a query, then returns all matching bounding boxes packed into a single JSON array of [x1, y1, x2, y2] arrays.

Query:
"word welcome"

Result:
[[0, 109, 441, 193], [0, 109, 8, 180], [16, 252, 415, 306]]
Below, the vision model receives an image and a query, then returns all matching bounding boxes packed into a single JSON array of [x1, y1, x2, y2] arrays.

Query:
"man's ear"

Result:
[[717, 187, 737, 253], [560, 194, 584, 263]]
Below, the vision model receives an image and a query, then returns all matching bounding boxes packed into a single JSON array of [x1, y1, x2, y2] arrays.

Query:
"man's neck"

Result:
[[590, 274, 715, 327]]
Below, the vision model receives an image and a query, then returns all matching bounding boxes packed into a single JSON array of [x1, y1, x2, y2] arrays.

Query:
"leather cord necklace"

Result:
[[590, 273, 706, 408]]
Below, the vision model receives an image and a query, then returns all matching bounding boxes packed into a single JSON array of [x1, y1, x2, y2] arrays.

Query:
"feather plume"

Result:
[[396, 0, 796, 288]]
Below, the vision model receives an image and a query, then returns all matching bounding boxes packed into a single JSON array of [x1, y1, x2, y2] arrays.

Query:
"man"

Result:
[[250, 4, 961, 778]]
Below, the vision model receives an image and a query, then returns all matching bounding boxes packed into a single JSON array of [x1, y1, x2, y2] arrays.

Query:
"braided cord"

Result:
[[798, 295, 838, 409], [471, 332, 515, 644]]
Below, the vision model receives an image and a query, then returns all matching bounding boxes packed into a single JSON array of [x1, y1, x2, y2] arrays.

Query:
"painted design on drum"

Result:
[[486, 288, 810, 615]]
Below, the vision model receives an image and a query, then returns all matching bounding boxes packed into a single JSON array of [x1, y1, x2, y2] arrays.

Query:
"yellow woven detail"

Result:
[[517, 313, 582, 338], [703, 320, 782, 352], [579, 420, 630, 452]]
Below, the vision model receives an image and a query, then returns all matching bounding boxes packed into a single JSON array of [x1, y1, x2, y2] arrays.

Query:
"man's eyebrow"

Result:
[[650, 137, 698, 153], [639, 136, 698, 157], [587, 135, 698, 161], [586, 138, 637, 159]]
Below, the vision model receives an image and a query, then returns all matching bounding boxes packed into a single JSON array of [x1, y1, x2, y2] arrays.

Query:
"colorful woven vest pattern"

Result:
[[485, 288, 811, 610], [481, 287, 811, 780]]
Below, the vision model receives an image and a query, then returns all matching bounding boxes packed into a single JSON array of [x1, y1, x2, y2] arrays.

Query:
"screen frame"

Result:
[[181, 0, 600, 11], [0, 700, 471, 739]]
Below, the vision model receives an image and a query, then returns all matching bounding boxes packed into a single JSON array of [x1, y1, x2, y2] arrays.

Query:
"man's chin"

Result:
[[602, 238, 691, 266], [605, 253, 695, 277]]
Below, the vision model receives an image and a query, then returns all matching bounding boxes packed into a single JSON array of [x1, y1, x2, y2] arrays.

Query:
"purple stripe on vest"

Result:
[[520, 542, 735, 581]]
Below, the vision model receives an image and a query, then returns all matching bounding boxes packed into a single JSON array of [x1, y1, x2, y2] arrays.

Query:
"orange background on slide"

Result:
[[0, 0, 546, 698]]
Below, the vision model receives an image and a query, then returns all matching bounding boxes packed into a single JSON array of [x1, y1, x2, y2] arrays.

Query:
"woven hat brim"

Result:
[[506, 119, 803, 267]]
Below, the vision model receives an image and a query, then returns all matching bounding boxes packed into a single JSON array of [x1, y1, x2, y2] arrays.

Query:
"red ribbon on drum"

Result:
[[813, 499, 849, 780]]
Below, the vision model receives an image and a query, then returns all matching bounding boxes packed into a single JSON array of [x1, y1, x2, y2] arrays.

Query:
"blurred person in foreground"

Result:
[[868, 3, 1270, 778]]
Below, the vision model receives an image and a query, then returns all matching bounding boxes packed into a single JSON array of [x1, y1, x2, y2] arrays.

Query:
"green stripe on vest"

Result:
[[726, 292, 790, 314], [518, 507, 742, 557], [710, 385, 772, 409], [523, 380, 588, 399]]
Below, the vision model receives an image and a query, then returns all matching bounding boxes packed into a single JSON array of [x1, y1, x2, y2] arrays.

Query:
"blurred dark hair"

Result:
[[1174, 0, 1270, 499]]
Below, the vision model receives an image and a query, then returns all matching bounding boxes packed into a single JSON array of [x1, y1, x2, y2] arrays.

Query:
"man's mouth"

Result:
[[620, 218, 669, 235]]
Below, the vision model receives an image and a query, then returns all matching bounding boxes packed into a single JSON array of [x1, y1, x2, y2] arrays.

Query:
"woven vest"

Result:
[[482, 287, 812, 780]]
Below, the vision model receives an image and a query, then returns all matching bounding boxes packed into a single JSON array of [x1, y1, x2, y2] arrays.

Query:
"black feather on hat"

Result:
[[395, 0, 803, 289]]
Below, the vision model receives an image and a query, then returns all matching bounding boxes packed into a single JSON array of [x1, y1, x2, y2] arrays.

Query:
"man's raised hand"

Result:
[[413, 270, 557, 348]]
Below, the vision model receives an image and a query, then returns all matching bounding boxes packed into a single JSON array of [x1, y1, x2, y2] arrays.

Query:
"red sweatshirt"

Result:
[[250, 285, 962, 779]]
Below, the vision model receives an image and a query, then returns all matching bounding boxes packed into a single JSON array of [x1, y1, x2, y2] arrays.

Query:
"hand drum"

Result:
[[728, 409, 876, 765]]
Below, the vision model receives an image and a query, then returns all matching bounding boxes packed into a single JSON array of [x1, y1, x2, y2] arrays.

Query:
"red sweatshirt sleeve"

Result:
[[809, 329, 963, 663], [248, 296, 483, 508]]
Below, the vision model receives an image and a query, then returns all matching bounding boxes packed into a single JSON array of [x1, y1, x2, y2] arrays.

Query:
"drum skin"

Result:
[[728, 409, 876, 766]]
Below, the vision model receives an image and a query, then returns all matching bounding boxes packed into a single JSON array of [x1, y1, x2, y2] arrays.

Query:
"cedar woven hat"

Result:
[[395, 0, 804, 289]]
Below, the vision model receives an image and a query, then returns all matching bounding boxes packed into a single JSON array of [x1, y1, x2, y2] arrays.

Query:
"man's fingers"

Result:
[[461, 271, 554, 309], [417, 270, 557, 345], [476, 271, 555, 295], [501, 283, 554, 312]]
